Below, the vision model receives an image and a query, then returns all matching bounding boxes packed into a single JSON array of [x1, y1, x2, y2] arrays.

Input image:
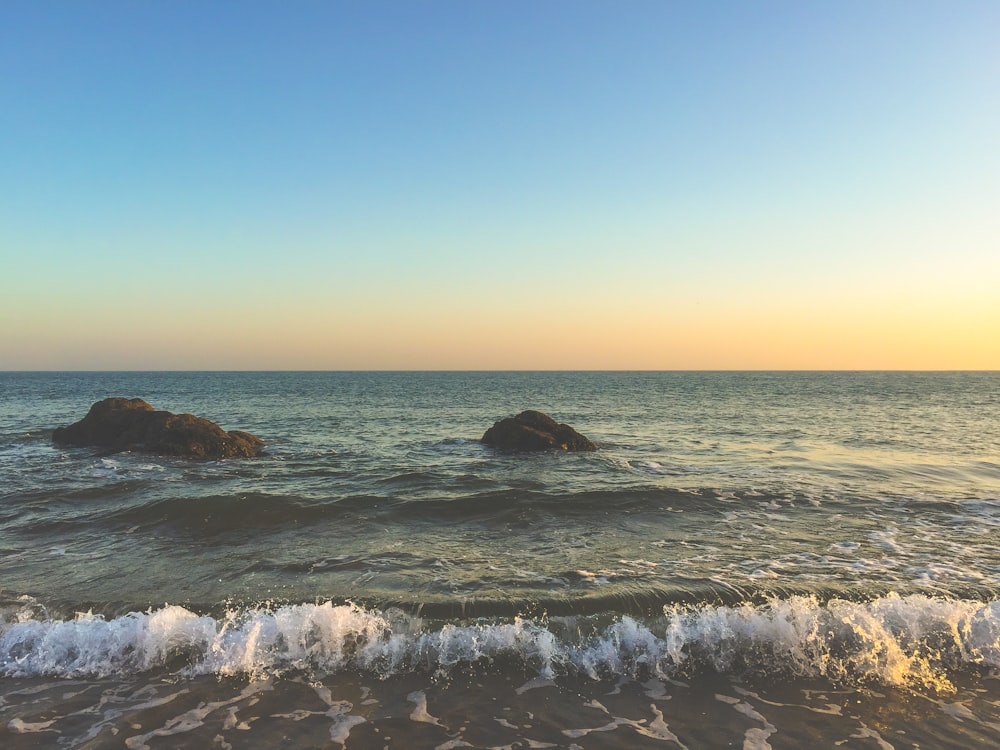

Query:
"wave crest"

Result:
[[1, 594, 997, 692]]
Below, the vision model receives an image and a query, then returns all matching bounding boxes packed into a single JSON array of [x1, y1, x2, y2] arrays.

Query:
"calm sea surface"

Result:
[[1, 371, 999, 749]]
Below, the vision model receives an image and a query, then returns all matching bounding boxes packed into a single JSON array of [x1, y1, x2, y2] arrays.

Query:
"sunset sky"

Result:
[[2, 1, 998, 370]]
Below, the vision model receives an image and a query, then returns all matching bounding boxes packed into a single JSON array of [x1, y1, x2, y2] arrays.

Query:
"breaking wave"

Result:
[[2, 594, 997, 693]]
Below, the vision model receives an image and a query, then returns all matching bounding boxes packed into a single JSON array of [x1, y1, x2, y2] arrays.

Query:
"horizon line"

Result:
[[3, 369, 997, 375]]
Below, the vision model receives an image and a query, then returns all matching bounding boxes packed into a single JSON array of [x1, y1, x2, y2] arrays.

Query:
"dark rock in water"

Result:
[[481, 410, 598, 452], [52, 397, 265, 459]]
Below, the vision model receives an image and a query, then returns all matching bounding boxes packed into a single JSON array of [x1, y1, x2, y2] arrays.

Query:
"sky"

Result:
[[2, 1, 998, 370]]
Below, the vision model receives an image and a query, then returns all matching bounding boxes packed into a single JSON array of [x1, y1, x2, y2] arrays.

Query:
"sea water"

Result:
[[1, 371, 998, 748]]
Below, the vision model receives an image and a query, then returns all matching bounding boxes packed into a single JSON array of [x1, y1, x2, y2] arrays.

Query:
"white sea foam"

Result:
[[562, 703, 686, 746], [1, 596, 998, 692], [7, 717, 59, 733], [122, 681, 270, 750]]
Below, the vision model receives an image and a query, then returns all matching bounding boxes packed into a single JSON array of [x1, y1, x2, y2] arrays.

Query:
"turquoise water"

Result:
[[1, 371, 999, 748]]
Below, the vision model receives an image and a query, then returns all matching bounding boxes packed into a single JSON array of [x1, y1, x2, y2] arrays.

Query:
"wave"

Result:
[[16, 493, 372, 536], [2, 594, 997, 693], [14, 487, 730, 536]]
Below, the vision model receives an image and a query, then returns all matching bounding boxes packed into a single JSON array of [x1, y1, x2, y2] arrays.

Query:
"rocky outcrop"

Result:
[[481, 410, 598, 452], [52, 398, 265, 459]]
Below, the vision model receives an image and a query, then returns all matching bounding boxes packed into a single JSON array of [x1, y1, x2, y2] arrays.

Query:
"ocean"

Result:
[[1, 371, 998, 749]]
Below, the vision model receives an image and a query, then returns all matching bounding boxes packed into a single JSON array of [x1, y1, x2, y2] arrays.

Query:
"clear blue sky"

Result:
[[3, 1, 998, 369]]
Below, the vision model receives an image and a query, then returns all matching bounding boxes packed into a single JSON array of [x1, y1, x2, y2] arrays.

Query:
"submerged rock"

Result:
[[52, 398, 265, 459], [481, 410, 598, 452]]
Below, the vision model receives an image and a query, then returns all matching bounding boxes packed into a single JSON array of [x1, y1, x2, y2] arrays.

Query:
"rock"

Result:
[[52, 398, 265, 459], [481, 410, 598, 452]]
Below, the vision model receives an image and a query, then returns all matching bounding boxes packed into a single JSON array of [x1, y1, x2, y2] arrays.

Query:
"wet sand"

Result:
[[4, 668, 1000, 749]]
